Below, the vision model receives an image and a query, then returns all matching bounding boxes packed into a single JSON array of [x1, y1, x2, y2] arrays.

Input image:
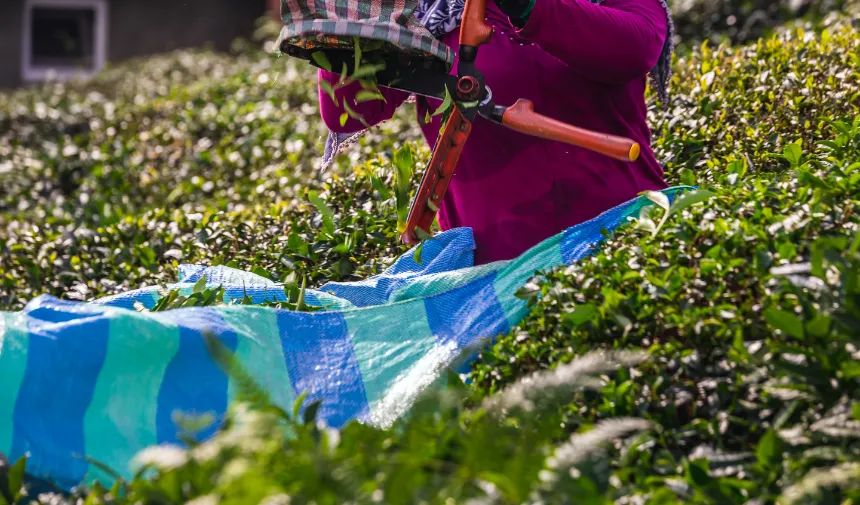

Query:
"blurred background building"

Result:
[[0, 0, 280, 89], [0, 0, 836, 90]]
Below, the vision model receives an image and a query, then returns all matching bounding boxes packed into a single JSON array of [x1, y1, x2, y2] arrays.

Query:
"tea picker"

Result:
[[276, 0, 641, 245]]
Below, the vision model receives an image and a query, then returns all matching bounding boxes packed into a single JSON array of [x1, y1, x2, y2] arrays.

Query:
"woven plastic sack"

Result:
[[276, 0, 455, 67]]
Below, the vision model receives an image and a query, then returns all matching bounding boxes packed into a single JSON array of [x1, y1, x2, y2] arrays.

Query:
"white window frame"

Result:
[[21, 0, 108, 82]]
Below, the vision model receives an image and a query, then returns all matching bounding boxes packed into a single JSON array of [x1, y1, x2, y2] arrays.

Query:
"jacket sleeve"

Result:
[[514, 0, 668, 84], [318, 69, 411, 133]]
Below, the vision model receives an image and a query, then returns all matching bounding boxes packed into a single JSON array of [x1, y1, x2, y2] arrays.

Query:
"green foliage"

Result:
[[19, 352, 654, 505], [670, 0, 850, 46], [468, 15, 860, 503], [0, 53, 427, 308], [0, 456, 26, 505], [651, 17, 860, 185]]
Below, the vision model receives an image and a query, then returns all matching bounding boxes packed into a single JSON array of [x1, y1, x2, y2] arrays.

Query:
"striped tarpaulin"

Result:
[[0, 187, 690, 490]]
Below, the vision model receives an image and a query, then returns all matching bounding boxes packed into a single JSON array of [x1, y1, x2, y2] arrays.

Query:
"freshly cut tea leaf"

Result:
[[356, 90, 385, 103], [319, 80, 338, 105], [343, 101, 369, 128], [350, 64, 386, 80], [353, 36, 362, 73], [433, 87, 453, 117], [337, 62, 349, 87], [311, 51, 332, 71]]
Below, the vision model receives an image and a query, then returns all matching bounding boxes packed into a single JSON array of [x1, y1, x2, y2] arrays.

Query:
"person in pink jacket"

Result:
[[319, 0, 674, 265]]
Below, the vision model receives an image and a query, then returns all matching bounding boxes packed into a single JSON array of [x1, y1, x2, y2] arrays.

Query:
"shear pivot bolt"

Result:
[[456, 76, 480, 100]]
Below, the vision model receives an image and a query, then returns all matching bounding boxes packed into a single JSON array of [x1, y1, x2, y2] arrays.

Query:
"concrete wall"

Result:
[[107, 0, 267, 62], [0, 2, 25, 89], [0, 0, 268, 89]]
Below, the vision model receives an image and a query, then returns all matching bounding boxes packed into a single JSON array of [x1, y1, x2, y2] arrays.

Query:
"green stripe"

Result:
[[217, 307, 295, 412], [0, 313, 29, 458], [388, 262, 503, 303], [308, 291, 356, 310], [494, 236, 563, 327], [82, 310, 181, 484], [343, 299, 436, 421]]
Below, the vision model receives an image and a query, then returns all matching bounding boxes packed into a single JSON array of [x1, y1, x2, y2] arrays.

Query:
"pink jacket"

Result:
[[320, 0, 670, 264]]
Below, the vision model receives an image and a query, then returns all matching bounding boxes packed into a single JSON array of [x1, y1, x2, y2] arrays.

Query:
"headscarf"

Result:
[[321, 0, 674, 170]]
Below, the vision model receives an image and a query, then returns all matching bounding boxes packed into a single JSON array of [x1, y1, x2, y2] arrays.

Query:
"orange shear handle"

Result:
[[502, 99, 641, 162]]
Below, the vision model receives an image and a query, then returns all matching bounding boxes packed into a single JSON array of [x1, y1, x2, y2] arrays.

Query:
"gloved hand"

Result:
[[495, 0, 536, 27]]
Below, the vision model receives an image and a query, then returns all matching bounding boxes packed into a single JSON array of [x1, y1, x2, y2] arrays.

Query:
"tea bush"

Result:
[[1, 2, 860, 505], [468, 7, 860, 504], [470, 118, 860, 503], [0, 49, 426, 308], [670, 0, 851, 46]]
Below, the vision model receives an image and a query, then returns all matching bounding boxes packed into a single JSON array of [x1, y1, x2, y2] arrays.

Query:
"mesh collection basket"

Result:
[[276, 0, 456, 68]]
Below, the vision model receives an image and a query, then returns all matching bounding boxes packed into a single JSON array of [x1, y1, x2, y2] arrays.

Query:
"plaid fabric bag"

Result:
[[276, 0, 456, 68]]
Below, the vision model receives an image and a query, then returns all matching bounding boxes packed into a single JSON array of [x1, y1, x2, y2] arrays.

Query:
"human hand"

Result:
[[494, 0, 535, 27]]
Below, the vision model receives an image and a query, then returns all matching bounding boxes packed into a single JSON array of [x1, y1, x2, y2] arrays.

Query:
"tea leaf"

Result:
[[669, 189, 716, 216], [563, 303, 598, 326], [356, 90, 385, 103], [783, 143, 803, 167], [432, 87, 453, 117], [756, 430, 783, 468], [6, 458, 26, 502], [193, 275, 207, 294], [765, 309, 805, 339], [311, 51, 333, 71], [641, 190, 670, 211]]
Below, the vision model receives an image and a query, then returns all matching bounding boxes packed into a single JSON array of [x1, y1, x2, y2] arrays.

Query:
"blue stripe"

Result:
[[424, 271, 511, 349], [560, 188, 689, 264], [11, 298, 110, 488], [560, 204, 628, 264], [276, 311, 368, 428], [154, 308, 238, 444]]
